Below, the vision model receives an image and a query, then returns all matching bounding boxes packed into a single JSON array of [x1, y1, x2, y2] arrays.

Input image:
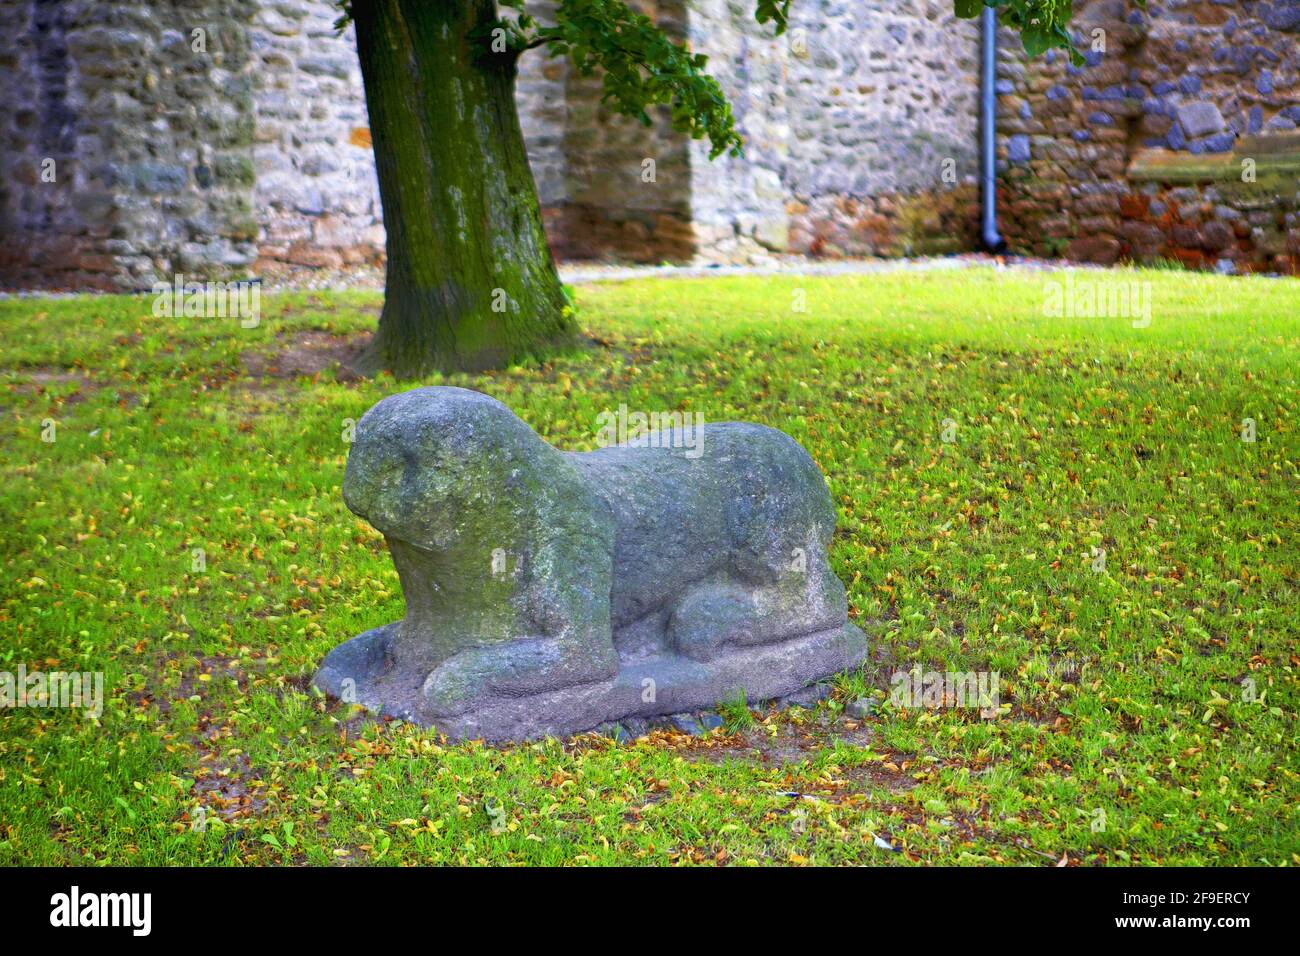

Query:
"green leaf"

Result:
[[1021, 25, 1055, 57], [114, 796, 136, 821]]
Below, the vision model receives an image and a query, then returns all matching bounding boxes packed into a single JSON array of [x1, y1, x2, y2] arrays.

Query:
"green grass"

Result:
[[1, 266, 1296, 866]]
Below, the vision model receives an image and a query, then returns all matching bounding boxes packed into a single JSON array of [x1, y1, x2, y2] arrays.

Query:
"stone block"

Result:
[[1178, 101, 1226, 139]]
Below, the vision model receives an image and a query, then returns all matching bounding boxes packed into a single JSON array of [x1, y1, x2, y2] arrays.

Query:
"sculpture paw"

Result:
[[421, 639, 618, 717], [420, 653, 485, 717]]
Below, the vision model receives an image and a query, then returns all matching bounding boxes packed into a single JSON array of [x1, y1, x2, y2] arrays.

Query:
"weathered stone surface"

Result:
[[698, 712, 725, 731], [1177, 102, 1226, 139], [315, 386, 868, 742], [1008, 135, 1032, 164], [0, 0, 260, 289], [669, 714, 705, 735], [1263, 0, 1300, 32], [997, 0, 1298, 274], [1067, 235, 1122, 264], [595, 721, 634, 743]]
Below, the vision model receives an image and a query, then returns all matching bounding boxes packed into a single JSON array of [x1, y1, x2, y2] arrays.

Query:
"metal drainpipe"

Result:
[[981, 6, 1008, 253]]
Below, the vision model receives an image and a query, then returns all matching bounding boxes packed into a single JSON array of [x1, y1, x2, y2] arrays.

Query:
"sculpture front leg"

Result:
[[420, 633, 619, 718]]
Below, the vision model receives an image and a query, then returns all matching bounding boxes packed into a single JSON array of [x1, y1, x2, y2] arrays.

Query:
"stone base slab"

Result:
[[315, 621, 869, 743]]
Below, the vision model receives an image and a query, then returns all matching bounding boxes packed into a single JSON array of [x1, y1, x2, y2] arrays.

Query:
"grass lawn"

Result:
[[1, 266, 1296, 866]]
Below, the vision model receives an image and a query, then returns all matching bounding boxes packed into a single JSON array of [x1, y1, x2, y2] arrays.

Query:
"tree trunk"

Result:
[[351, 0, 574, 376]]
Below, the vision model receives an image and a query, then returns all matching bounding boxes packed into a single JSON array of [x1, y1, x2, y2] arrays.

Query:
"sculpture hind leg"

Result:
[[669, 559, 848, 662]]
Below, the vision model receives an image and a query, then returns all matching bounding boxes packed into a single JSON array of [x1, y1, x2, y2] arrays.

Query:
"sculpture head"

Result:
[[342, 386, 566, 554]]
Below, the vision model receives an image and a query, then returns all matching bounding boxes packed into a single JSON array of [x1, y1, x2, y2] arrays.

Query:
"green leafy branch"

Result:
[[504, 0, 744, 159], [955, 0, 1146, 66]]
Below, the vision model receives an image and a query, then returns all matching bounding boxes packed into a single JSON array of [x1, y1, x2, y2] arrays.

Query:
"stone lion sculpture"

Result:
[[314, 386, 867, 741]]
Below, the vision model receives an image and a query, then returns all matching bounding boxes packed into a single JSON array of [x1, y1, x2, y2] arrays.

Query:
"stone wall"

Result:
[[248, 0, 586, 272], [516, 0, 569, 210], [1, 0, 990, 285], [545, 0, 986, 264], [997, 0, 1300, 274], [784, 0, 983, 257], [1, 0, 260, 290], [0, 0, 987, 286], [686, 0, 790, 262], [8, 0, 1290, 289], [250, 1, 383, 272], [544, 0, 696, 262]]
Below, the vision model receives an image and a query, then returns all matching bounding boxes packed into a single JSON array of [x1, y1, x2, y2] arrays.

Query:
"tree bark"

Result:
[[351, 0, 574, 376]]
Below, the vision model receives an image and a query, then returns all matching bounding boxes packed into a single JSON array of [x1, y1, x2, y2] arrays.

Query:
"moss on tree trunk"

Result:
[[352, 0, 574, 376]]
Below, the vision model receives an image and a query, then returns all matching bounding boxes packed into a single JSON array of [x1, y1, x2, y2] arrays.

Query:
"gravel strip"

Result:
[[0, 253, 1112, 299]]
